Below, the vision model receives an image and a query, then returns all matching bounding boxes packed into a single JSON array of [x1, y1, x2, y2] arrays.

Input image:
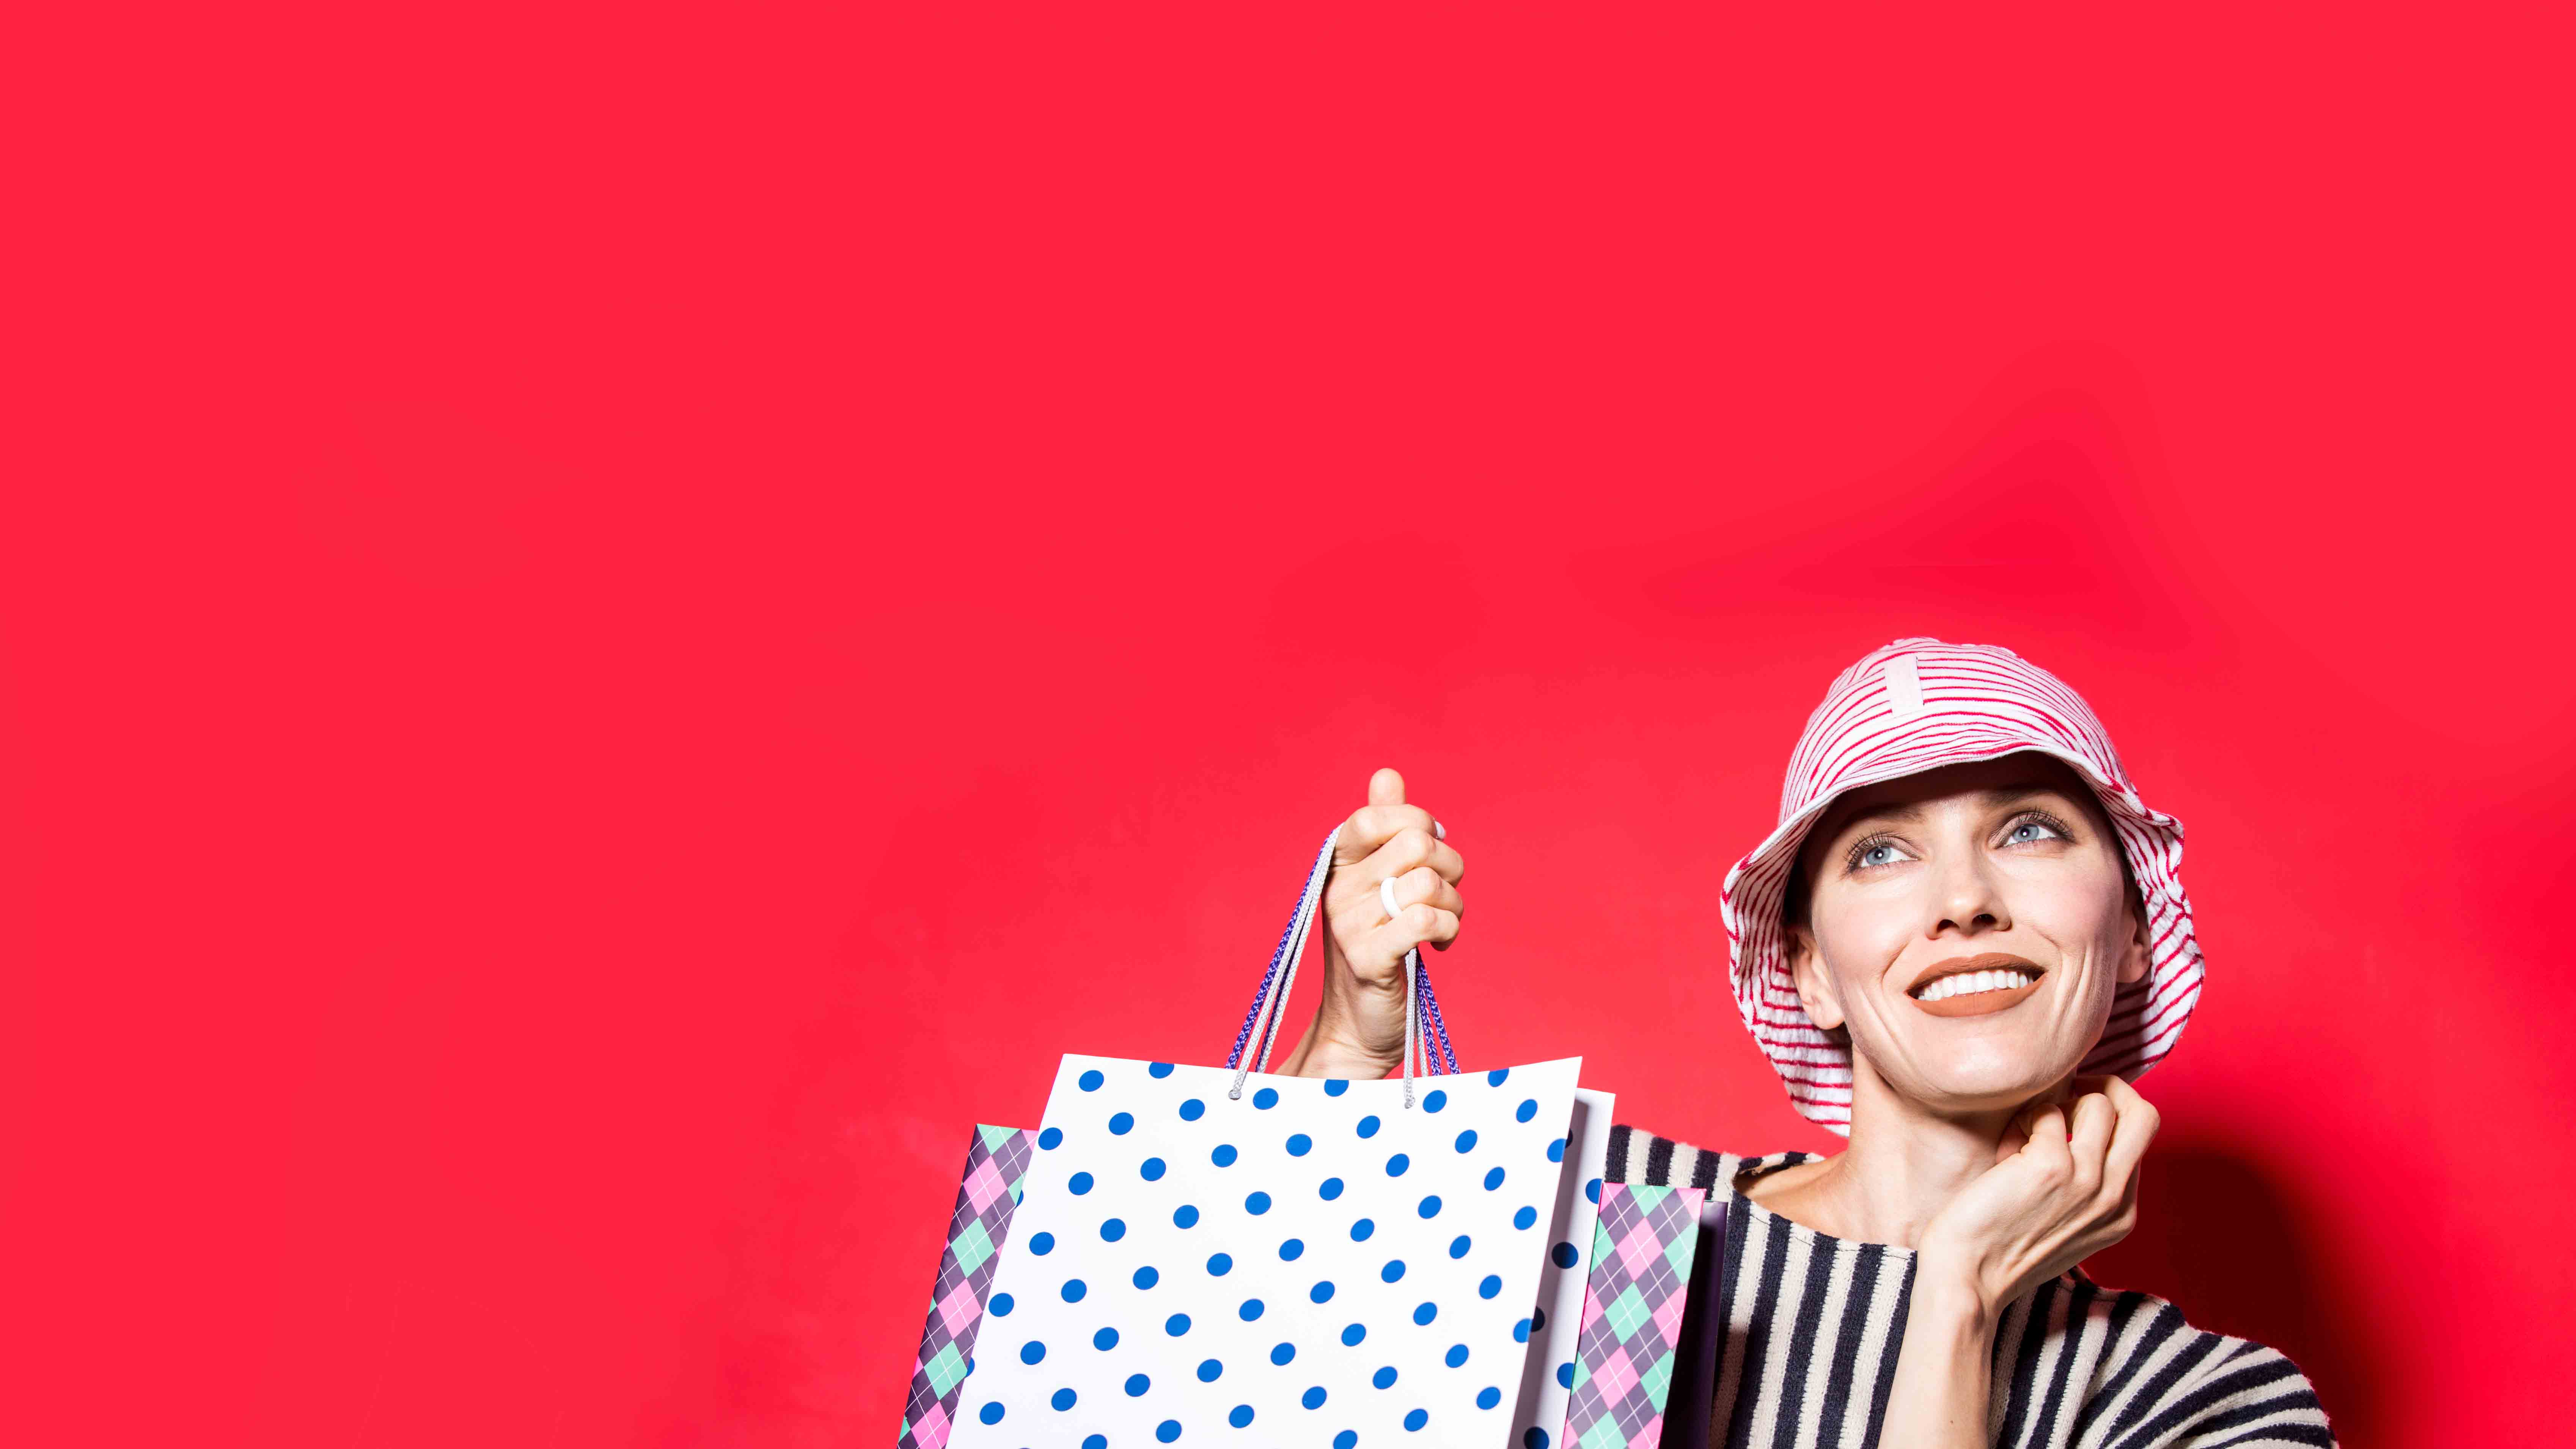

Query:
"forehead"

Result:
[[1802, 752, 2106, 845]]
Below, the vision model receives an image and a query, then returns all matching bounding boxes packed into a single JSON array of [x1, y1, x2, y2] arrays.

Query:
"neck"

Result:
[[1782, 1068, 2071, 1250]]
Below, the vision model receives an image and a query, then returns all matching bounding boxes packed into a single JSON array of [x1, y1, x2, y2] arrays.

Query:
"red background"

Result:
[[6, 4, 2569, 1446]]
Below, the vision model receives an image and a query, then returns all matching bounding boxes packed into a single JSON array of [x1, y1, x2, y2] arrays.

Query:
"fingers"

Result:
[[2065, 1089, 2116, 1199], [1368, 767, 1405, 807], [1377, 866, 1464, 923], [2095, 1072, 2161, 1200], [1338, 769, 1452, 869]]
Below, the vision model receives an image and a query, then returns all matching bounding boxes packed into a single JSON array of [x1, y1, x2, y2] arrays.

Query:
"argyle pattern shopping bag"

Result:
[[900, 1125, 1039, 1449], [1560, 1184, 1706, 1449]]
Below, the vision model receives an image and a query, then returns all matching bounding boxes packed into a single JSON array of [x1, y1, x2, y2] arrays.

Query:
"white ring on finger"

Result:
[[1380, 875, 1404, 923]]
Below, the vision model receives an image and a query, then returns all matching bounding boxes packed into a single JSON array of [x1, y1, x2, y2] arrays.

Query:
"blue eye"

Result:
[[2005, 817, 2064, 846], [1857, 841, 1903, 868]]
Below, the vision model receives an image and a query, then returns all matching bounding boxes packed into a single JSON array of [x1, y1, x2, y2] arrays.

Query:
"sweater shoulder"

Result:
[[2043, 1276, 2338, 1446], [1600, 1124, 1815, 1189]]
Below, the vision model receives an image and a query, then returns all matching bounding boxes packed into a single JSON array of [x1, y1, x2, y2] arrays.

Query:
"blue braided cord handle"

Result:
[[1226, 827, 1460, 1073]]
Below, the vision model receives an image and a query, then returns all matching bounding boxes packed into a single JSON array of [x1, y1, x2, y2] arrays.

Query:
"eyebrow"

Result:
[[1830, 785, 2068, 833]]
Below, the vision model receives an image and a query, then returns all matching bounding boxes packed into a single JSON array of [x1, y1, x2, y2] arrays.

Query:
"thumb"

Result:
[[1367, 767, 1406, 806]]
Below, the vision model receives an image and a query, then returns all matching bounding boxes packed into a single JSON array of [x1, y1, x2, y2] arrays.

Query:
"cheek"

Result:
[[1809, 896, 1919, 995]]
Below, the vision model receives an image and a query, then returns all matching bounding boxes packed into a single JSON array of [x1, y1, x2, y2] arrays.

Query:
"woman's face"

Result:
[[1785, 753, 2151, 1115]]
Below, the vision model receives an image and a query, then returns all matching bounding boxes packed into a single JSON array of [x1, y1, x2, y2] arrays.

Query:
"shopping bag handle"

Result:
[[1225, 826, 1459, 1107]]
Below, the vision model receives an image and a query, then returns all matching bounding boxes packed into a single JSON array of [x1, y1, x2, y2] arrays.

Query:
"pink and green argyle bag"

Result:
[[899, 1125, 1037, 1449]]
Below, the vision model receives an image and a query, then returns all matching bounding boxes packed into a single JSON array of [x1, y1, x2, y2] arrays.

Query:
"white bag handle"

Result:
[[1225, 827, 1458, 1107]]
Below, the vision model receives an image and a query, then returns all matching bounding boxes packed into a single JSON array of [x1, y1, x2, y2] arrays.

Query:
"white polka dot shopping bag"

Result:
[[913, 829, 1618, 1449]]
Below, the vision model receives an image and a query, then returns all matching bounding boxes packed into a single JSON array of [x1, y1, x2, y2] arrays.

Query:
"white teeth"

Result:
[[1919, 969, 2036, 1002]]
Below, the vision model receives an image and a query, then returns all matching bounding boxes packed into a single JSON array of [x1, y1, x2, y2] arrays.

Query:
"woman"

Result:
[[1272, 638, 2334, 1448]]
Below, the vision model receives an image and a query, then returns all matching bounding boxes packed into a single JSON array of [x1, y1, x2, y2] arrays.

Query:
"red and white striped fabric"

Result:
[[1721, 638, 2204, 1135]]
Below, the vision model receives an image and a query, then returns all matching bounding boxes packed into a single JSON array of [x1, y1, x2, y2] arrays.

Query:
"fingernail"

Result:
[[1433, 820, 1446, 839]]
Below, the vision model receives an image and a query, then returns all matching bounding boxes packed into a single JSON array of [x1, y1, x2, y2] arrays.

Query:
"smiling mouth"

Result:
[[1906, 951, 2045, 1018]]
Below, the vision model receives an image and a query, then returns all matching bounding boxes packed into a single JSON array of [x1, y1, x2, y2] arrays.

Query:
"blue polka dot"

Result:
[[1476, 1386, 1501, 1410], [1101, 1217, 1127, 1242], [1212, 1144, 1238, 1167], [1229, 1405, 1255, 1429], [1207, 1252, 1232, 1276], [1454, 1130, 1478, 1153], [1166, 1312, 1191, 1336], [1238, 1297, 1264, 1321], [1488, 1068, 1509, 1086], [1287, 1133, 1312, 1157], [1069, 1172, 1095, 1195], [1417, 1194, 1441, 1218], [1485, 1166, 1506, 1191], [1557, 1361, 1575, 1388], [1413, 1302, 1437, 1325], [1534, 1307, 1548, 1331], [1053, 1388, 1077, 1411], [1080, 1069, 1105, 1091], [1303, 1386, 1328, 1410], [1526, 1430, 1551, 1449], [1134, 1265, 1160, 1290], [1021, 1340, 1047, 1364], [1126, 1373, 1152, 1397], [1149, 1061, 1174, 1078], [1386, 1153, 1410, 1177], [1325, 1079, 1349, 1097], [1311, 1280, 1335, 1303], [1585, 1177, 1602, 1204], [1446, 1344, 1470, 1367], [1335, 1433, 1358, 1449], [1422, 1089, 1447, 1113], [1086, 1436, 1108, 1449], [1180, 1098, 1205, 1121], [1350, 1217, 1375, 1242], [1029, 1231, 1056, 1256], [1271, 1341, 1297, 1366], [1405, 1408, 1428, 1432], [1095, 1327, 1119, 1350], [1514, 1205, 1538, 1230], [979, 1401, 1004, 1424], [991, 1293, 1016, 1316], [1062, 1278, 1087, 1303], [1515, 1098, 1537, 1122], [1157, 1422, 1182, 1444], [1038, 1127, 1064, 1150], [1381, 1259, 1406, 1283], [1342, 1323, 1367, 1346], [1477, 1274, 1501, 1299], [1142, 1157, 1168, 1181], [1319, 1177, 1344, 1201], [1197, 1358, 1223, 1381], [1551, 1241, 1578, 1269], [1109, 1111, 1135, 1135], [1513, 1317, 1533, 1343], [1280, 1237, 1305, 1261], [1246, 1191, 1272, 1215], [1253, 1087, 1279, 1110], [1372, 1366, 1398, 1390], [1548, 1138, 1567, 1163], [1173, 1204, 1199, 1229], [1357, 1115, 1381, 1139]]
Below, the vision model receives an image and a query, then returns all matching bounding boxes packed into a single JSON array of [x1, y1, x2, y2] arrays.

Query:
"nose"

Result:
[[1929, 844, 2010, 939]]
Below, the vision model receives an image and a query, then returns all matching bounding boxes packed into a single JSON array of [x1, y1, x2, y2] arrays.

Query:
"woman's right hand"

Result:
[[1278, 767, 1466, 1080]]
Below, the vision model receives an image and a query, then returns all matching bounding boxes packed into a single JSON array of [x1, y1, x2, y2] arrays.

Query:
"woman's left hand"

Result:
[[1914, 1073, 2160, 1315]]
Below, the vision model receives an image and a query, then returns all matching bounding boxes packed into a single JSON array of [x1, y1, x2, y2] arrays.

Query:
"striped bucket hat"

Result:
[[1722, 638, 2204, 1134]]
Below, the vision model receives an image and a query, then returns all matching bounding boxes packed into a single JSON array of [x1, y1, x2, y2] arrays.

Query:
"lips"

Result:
[[1906, 951, 2046, 1018]]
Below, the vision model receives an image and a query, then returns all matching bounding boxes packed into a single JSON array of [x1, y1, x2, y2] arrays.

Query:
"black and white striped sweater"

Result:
[[1604, 1128, 2335, 1449]]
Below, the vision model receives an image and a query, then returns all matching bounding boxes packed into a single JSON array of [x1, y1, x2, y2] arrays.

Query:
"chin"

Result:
[[1914, 1044, 2075, 1108]]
